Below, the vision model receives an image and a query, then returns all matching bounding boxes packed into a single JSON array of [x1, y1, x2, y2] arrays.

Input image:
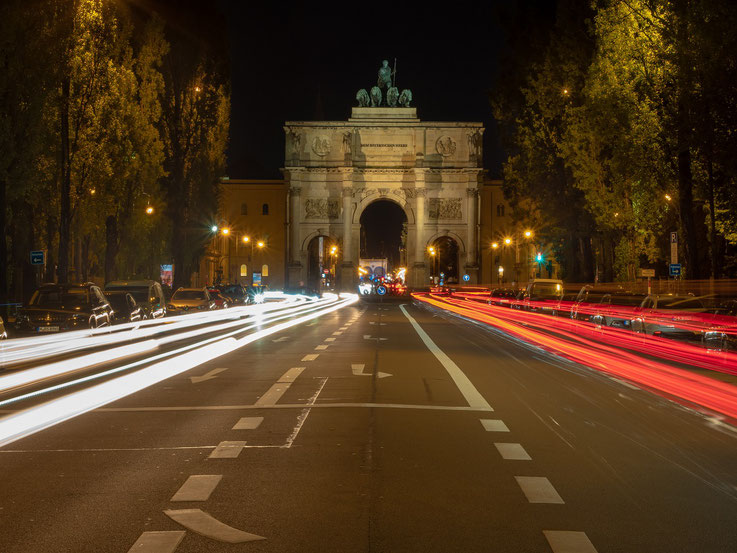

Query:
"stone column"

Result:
[[465, 187, 480, 284], [340, 184, 356, 291], [288, 186, 302, 288], [414, 187, 426, 265]]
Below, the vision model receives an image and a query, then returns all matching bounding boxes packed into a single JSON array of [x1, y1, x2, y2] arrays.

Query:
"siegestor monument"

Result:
[[283, 61, 484, 290]]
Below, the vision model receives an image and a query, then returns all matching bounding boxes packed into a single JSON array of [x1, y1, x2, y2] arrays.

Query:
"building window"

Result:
[[496, 204, 505, 217], [262, 264, 269, 277], [241, 203, 248, 215], [262, 203, 269, 215], [240, 264, 247, 277]]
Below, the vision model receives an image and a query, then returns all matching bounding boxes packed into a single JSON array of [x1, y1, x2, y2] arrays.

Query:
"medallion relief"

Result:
[[311, 135, 332, 156], [435, 135, 457, 157]]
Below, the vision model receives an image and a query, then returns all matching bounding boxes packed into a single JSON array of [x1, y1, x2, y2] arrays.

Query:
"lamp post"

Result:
[[241, 235, 265, 283], [523, 230, 533, 283], [428, 246, 437, 283], [491, 242, 499, 285]]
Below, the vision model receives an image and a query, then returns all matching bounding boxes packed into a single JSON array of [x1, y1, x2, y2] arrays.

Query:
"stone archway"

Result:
[[428, 236, 461, 284], [306, 235, 339, 290], [359, 200, 408, 273]]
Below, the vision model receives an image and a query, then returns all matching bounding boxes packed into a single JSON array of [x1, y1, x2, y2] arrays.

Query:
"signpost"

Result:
[[669, 263, 681, 277], [30, 250, 45, 265], [462, 274, 470, 282], [638, 268, 655, 294], [670, 232, 678, 265]]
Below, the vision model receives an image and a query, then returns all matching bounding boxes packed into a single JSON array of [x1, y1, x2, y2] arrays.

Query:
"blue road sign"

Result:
[[30, 250, 45, 265], [669, 263, 681, 277], [376, 285, 387, 296], [462, 274, 470, 282]]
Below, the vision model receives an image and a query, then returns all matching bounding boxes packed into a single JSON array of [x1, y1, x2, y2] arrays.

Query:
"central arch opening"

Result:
[[359, 200, 407, 274]]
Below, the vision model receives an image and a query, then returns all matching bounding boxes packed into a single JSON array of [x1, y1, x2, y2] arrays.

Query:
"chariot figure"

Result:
[[377, 59, 394, 90]]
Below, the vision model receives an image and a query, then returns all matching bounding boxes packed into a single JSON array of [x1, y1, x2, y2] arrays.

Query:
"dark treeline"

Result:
[[493, 0, 737, 281], [0, 0, 230, 307]]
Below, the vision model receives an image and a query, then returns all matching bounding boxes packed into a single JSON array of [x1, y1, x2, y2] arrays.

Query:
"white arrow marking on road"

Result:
[[271, 336, 289, 343], [190, 368, 228, 384], [127, 531, 185, 553], [351, 363, 392, 379], [164, 508, 266, 543], [171, 474, 222, 502]]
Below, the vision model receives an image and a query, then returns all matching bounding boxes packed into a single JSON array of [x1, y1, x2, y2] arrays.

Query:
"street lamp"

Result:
[[498, 265, 504, 284], [428, 246, 438, 282]]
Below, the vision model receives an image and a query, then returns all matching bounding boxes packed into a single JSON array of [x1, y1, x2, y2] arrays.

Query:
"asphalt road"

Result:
[[0, 300, 735, 553]]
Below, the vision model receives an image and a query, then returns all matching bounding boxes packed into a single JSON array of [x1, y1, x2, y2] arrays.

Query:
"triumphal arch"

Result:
[[283, 64, 484, 290]]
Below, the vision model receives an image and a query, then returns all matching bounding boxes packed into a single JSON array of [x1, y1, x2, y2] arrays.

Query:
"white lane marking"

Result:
[[189, 367, 228, 384], [339, 327, 348, 330], [333, 331, 343, 335], [271, 336, 289, 343], [543, 531, 598, 553], [515, 476, 564, 504], [284, 377, 328, 448], [324, 337, 336, 342], [301, 354, 319, 361], [209, 441, 247, 459], [351, 363, 392, 379], [315, 345, 329, 350], [91, 402, 494, 413], [480, 419, 509, 432], [609, 377, 641, 391], [233, 417, 264, 430], [171, 474, 222, 502], [369, 321, 387, 325], [164, 509, 265, 543], [278, 367, 306, 383], [494, 443, 531, 460], [363, 335, 371, 339], [400, 304, 492, 410], [126, 531, 186, 553]]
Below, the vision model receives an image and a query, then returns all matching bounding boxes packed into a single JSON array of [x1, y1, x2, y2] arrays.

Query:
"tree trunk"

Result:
[[10, 200, 37, 304], [45, 214, 56, 283], [58, 74, 71, 284], [105, 215, 119, 284], [0, 178, 7, 309], [707, 157, 719, 278]]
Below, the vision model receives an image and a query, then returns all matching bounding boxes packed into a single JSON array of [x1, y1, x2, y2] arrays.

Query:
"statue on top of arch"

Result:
[[356, 60, 413, 108]]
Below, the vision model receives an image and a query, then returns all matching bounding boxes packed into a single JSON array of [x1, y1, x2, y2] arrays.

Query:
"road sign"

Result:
[[30, 250, 45, 265], [462, 274, 470, 282], [670, 231, 678, 264], [639, 268, 655, 278], [669, 263, 681, 277], [376, 285, 387, 296]]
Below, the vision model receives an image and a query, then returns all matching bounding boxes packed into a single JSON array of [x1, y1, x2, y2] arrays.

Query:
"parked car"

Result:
[[104, 291, 145, 324], [104, 280, 167, 319], [630, 294, 708, 341], [570, 286, 608, 322], [521, 278, 564, 313], [207, 287, 230, 309], [0, 315, 6, 339], [219, 284, 248, 305], [511, 289, 526, 309], [488, 288, 517, 307], [552, 293, 579, 318], [167, 287, 216, 315], [15, 283, 113, 334], [700, 297, 737, 350], [590, 293, 646, 329]]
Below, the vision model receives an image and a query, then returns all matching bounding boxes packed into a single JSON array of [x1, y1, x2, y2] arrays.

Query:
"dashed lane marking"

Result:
[[324, 337, 336, 342], [126, 531, 186, 553], [315, 345, 329, 350], [277, 367, 306, 383], [164, 509, 265, 543], [480, 419, 509, 432], [255, 368, 305, 406], [171, 475, 223, 502], [88, 403, 494, 414], [400, 305, 492, 410], [494, 443, 531, 460], [232, 417, 264, 430], [208, 441, 246, 459], [332, 331, 343, 335], [543, 531, 599, 553], [301, 354, 319, 361], [515, 476, 564, 504]]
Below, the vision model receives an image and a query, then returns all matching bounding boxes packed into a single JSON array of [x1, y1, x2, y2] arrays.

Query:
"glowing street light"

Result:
[[221, 227, 230, 236], [491, 242, 499, 249], [257, 240, 265, 248], [145, 206, 154, 215], [504, 237, 512, 245], [242, 236, 250, 243], [524, 230, 533, 238], [211, 225, 218, 233], [665, 194, 672, 202]]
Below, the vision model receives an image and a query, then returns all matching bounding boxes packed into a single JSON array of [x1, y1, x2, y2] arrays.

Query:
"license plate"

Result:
[[38, 326, 60, 332]]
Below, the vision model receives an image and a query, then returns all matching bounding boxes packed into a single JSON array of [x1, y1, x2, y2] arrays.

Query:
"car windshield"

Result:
[[30, 288, 89, 307], [224, 287, 244, 296], [105, 294, 130, 310], [530, 283, 562, 300], [172, 290, 206, 300], [610, 295, 644, 306], [107, 286, 149, 303], [658, 297, 704, 309]]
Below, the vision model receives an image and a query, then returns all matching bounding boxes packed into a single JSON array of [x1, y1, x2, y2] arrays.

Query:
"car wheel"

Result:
[[89, 317, 97, 329]]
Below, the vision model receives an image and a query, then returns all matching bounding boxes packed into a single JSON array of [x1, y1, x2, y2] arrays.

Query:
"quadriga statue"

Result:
[[356, 89, 370, 107], [370, 86, 382, 107], [398, 89, 413, 107], [386, 87, 399, 107]]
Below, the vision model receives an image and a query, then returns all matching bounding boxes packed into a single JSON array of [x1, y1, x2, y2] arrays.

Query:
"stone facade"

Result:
[[283, 107, 484, 289]]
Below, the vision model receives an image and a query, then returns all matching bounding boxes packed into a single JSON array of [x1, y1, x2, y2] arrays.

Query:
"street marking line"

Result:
[[301, 354, 319, 361], [351, 363, 392, 379], [480, 419, 509, 432], [209, 441, 246, 459], [333, 331, 343, 335], [190, 367, 228, 384], [363, 335, 371, 339], [278, 367, 305, 383], [91, 403, 494, 413], [515, 476, 564, 504], [494, 443, 531, 460], [400, 305, 492, 410], [324, 337, 336, 342], [315, 345, 329, 350], [171, 474, 222, 502], [284, 377, 328, 448], [127, 531, 186, 553], [164, 509, 265, 543], [543, 531, 598, 553], [339, 327, 348, 330], [233, 417, 264, 430]]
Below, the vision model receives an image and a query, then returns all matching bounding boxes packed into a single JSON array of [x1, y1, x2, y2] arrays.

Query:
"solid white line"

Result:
[[543, 531, 598, 553], [494, 443, 531, 460], [284, 377, 328, 448], [209, 441, 246, 459], [232, 417, 264, 430], [126, 531, 186, 553], [515, 476, 564, 504], [399, 305, 492, 410], [301, 354, 319, 361], [164, 509, 265, 543], [480, 419, 509, 432], [171, 474, 222, 502], [90, 403, 494, 412], [315, 345, 329, 350]]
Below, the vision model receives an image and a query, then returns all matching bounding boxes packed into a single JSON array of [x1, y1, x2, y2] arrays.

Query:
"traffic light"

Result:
[[536, 252, 543, 262]]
